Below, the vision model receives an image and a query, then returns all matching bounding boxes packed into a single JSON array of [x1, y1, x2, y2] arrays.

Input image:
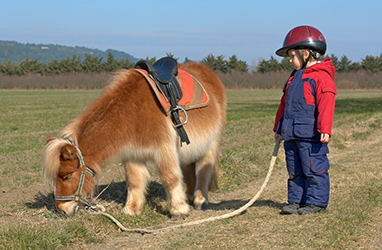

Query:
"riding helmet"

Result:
[[275, 25, 327, 57]]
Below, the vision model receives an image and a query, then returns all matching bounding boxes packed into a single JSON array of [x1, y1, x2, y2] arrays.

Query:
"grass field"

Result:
[[0, 89, 381, 249]]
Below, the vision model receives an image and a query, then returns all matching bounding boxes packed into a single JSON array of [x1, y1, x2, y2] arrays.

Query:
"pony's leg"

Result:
[[122, 161, 150, 215], [194, 142, 219, 210], [182, 163, 196, 203], [157, 148, 190, 219]]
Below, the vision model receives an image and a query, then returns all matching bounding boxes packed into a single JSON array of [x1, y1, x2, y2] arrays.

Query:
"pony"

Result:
[[42, 62, 226, 219]]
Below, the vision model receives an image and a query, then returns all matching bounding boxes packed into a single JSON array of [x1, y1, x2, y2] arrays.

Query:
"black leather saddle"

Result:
[[135, 57, 182, 103], [135, 57, 190, 145]]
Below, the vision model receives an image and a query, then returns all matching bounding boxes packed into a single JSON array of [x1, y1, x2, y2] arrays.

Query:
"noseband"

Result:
[[54, 139, 96, 208]]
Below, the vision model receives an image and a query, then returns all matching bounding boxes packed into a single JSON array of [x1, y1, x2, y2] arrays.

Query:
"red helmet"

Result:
[[276, 25, 326, 57]]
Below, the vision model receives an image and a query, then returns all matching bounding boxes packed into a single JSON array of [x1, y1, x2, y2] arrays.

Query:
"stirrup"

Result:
[[171, 105, 188, 128]]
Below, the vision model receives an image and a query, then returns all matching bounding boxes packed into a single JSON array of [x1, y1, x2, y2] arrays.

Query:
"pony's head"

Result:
[[42, 136, 96, 216]]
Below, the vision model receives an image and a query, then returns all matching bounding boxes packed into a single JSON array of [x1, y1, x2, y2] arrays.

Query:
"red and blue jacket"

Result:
[[273, 58, 336, 142]]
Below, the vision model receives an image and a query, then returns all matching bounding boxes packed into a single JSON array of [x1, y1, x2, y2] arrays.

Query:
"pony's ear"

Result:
[[46, 135, 56, 144], [60, 145, 77, 161]]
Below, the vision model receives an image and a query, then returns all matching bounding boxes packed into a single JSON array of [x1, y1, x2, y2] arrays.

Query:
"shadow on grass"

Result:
[[26, 181, 284, 217], [25, 181, 167, 212]]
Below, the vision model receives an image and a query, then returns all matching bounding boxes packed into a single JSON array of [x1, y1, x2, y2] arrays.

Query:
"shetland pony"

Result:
[[42, 62, 226, 219]]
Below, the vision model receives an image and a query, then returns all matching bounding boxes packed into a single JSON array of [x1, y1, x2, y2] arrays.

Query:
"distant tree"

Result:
[[58, 55, 82, 73], [117, 58, 134, 69], [17, 59, 43, 75], [350, 61, 362, 71], [226, 55, 239, 72], [202, 54, 248, 73], [257, 56, 282, 72], [0, 60, 16, 75], [82, 54, 103, 72], [226, 55, 249, 72], [362, 55, 380, 72], [226, 55, 247, 72], [165, 52, 179, 62], [215, 55, 227, 73], [202, 54, 217, 70], [236, 60, 249, 72], [44, 59, 61, 74], [183, 57, 193, 64], [103, 52, 117, 72], [337, 55, 352, 72], [143, 56, 156, 64], [328, 54, 339, 70]]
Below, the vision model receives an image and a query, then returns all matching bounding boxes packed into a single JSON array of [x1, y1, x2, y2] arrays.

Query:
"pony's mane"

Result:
[[60, 120, 80, 145], [41, 116, 81, 181], [42, 137, 70, 181]]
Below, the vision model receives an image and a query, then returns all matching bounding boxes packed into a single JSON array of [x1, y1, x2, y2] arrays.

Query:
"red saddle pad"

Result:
[[134, 68, 209, 115]]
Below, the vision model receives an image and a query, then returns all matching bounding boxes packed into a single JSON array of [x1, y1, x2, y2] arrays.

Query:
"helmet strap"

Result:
[[309, 50, 320, 60], [296, 49, 309, 69]]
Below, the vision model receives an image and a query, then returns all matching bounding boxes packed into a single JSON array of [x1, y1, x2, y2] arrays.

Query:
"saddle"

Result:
[[135, 57, 190, 145]]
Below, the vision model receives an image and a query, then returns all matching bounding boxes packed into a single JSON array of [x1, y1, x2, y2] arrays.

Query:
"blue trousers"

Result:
[[284, 140, 330, 208]]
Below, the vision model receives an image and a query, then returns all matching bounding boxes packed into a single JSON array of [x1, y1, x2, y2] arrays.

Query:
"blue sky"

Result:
[[1, 0, 381, 67]]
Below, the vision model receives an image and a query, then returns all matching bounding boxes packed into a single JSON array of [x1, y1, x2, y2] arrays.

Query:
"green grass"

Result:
[[0, 89, 381, 249], [0, 90, 100, 189]]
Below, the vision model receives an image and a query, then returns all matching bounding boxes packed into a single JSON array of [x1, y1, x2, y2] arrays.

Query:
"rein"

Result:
[[54, 139, 96, 209]]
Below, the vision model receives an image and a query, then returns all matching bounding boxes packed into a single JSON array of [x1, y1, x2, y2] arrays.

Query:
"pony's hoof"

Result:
[[171, 214, 188, 221], [194, 202, 208, 210], [122, 206, 142, 216], [201, 203, 208, 210], [170, 203, 190, 220]]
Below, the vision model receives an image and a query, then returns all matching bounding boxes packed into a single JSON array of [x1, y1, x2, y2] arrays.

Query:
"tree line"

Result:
[[0, 52, 249, 76], [0, 53, 135, 76], [257, 54, 382, 73], [1, 52, 382, 76]]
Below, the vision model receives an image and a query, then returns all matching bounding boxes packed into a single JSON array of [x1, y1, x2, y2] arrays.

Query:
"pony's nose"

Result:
[[60, 207, 73, 216], [57, 201, 77, 216], [56, 204, 69, 216]]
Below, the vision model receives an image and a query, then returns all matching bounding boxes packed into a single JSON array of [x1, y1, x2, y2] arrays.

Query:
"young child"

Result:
[[273, 25, 336, 215]]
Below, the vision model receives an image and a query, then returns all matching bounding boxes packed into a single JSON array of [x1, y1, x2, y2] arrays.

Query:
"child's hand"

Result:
[[320, 133, 330, 143], [274, 133, 281, 142]]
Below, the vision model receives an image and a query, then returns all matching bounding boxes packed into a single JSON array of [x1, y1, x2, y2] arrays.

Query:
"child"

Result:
[[273, 25, 336, 215]]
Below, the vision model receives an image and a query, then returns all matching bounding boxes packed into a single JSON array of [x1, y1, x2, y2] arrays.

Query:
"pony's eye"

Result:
[[63, 174, 73, 181]]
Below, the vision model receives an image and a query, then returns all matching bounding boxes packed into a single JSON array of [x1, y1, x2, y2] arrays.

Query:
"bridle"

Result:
[[54, 138, 96, 209]]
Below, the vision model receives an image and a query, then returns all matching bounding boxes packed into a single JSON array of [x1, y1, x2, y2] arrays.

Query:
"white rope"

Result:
[[94, 139, 281, 234]]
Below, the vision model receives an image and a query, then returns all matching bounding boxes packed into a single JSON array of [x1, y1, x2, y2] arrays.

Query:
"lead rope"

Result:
[[91, 138, 281, 234]]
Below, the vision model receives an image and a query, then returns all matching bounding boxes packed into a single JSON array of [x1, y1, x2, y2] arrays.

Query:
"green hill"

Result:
[[0, 41, 139, 64]]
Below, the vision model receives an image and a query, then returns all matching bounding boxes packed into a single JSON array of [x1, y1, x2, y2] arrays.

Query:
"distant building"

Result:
[[41, 46, 49, 50]]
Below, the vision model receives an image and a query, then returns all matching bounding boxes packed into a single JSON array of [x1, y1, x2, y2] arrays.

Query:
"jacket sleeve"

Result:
[[273, 94, 286, 133], [316, 77, 336, 136]]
